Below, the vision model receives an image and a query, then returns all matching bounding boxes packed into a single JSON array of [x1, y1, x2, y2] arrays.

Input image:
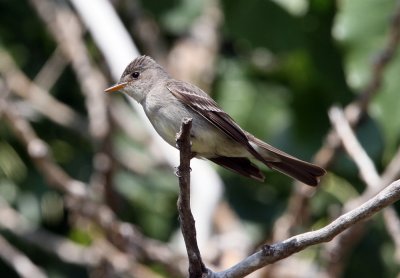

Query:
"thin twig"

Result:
[[325, 106, 400, 275], [29, 0, 109, 140], [0, 49, 87, 134], [33, 47, 68, 91], [322, 145, 400, 273], [167, 0, 221, 91], [176, 118, 207, 277], [328, 107, 380, 187], [381, 146, 400, 186], [382, 208, 400, 262], [315, 0, 400, 167]]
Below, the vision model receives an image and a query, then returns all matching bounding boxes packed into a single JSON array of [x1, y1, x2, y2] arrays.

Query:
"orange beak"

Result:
[[104, 82, 128, 93]]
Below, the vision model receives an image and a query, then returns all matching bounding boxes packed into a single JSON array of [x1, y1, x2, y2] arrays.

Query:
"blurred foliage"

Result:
[[0, 0, 399, 277], [334, 0, 400, 162]]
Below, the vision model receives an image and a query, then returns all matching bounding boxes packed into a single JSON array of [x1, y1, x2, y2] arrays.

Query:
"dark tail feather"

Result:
[[268, 157, 325, 186], [247, 134, 326, 186], [209, 156, 265, 182]]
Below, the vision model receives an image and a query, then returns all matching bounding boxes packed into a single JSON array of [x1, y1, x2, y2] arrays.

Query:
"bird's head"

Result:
[[105, 55, 168, 102]]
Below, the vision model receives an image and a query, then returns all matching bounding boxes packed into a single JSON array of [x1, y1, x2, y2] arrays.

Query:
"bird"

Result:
[[105, 55, 326, 186]]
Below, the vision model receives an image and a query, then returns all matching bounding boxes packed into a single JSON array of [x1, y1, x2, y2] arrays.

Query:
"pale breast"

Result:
[[142, 88, 249, 158]]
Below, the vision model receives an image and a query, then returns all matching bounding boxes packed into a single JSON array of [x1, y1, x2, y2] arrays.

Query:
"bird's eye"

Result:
[[131, 71, 140, 79]]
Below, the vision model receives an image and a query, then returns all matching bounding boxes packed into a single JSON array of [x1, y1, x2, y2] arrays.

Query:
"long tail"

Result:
[[248, 135, 326, 186]]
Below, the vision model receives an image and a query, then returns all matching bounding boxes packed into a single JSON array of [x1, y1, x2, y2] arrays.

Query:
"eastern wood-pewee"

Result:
[[105, 56, 326, 186]]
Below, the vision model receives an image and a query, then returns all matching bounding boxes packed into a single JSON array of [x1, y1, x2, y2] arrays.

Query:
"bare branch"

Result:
[[176, 118, 208, 277], [0, 49, 87, 133], [33, 47, 68, 91], [215, 179, 400, 278], [13, 114, 394, 278], [0, 197, 99, 267], [0, 98, 88, 197], [382, 208, 400, 262], [0, 98, 186, 276], [167, 0, 225, 257], [315, 0, 400, 167], [0, 235, 47, 278], [168, 115, 400, 278], [345, 147, 400, 210], [325, 106, 400, 274], [65, 196, 186, 277], [167, 0, 222, 91], [328, 106, 380, 187], [29, 0, 109, 140], [89, 239, 166, 278], [273, 0, 400, 242], [28, 0, 122, 212], [0, 196, 164, 278], [381, 146, 400, 186], [68, 2, 225, 252]]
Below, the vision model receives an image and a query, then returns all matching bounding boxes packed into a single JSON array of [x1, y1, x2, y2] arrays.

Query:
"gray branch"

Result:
[[215, 179, 400, 278], [176, 118, 207, 277], [173, 116, 400, 277]]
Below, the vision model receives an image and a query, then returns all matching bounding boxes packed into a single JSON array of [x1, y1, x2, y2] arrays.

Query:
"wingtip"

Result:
[[251, 173, 265, 182]]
